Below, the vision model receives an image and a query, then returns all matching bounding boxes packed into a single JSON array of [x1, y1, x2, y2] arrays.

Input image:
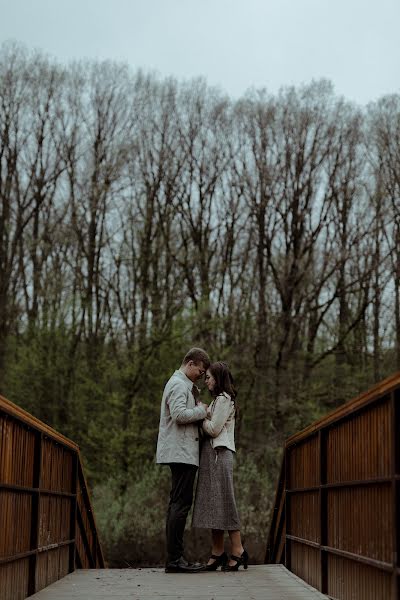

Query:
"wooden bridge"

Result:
[[1, 372, 399, 600]]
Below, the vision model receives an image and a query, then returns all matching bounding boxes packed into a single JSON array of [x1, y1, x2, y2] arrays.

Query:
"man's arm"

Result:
[[168, 382, 207, 424]]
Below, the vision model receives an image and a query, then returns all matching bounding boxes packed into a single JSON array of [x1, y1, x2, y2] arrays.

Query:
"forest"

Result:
[[0, 41, 399, 565]]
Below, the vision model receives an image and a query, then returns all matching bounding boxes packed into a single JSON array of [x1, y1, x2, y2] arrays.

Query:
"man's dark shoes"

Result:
[[165, 556, 206, 573]]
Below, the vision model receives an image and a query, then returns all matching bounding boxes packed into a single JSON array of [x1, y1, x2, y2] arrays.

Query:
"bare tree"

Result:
[[62, 61, 133, 369], [369, 95, 400, 370]]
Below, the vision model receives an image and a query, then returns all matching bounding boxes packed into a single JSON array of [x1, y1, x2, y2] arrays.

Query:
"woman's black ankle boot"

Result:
[[205, 552, 228, 571], [222, 549, 249, 571]]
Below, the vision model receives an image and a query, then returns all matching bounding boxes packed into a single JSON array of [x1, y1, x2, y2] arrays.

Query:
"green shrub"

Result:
[[93, 455, 274, 566]]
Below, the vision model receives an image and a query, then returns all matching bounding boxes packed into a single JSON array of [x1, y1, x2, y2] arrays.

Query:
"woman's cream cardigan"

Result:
[[202, 392, 236, 452]]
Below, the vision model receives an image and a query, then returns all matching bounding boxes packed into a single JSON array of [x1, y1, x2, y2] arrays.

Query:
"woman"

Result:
[[192, 361, 248, 571]]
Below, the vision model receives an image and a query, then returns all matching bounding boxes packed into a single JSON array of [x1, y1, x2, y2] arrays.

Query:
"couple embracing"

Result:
[[156, 348, 248, 573]]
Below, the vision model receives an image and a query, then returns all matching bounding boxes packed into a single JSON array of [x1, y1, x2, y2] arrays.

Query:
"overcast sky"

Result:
[[1, 0, 399, 105]]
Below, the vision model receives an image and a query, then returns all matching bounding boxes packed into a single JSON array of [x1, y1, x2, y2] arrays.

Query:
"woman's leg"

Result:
[[227, 530, 244, 566], [207, 529, 225, 565]]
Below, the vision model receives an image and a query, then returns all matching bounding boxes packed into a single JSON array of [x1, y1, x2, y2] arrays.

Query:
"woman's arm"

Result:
[[202, 395, 233, 438]]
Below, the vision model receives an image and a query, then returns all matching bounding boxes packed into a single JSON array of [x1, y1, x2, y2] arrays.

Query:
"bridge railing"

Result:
[[266, 371, 400, 600], [0, 394, 105, 600]]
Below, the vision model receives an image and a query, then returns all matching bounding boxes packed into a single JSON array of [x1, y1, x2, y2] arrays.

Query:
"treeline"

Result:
[[1, 42, 399, 563]]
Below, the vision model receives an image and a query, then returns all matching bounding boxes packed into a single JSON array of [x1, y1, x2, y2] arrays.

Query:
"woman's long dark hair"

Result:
[[208, 361, 237, 401]]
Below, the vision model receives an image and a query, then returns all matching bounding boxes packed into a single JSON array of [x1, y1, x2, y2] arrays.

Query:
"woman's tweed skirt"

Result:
[[192, 439, 240, 530]]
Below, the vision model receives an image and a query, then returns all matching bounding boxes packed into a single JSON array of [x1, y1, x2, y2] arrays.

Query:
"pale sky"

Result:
[[1, 0, 399, 105]]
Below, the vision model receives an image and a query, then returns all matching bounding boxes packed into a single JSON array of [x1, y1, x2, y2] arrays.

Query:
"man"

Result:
[[156, 347, 210, 573]]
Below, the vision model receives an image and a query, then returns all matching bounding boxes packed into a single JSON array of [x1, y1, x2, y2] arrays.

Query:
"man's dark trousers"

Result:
[[166, 463, 198, 563]]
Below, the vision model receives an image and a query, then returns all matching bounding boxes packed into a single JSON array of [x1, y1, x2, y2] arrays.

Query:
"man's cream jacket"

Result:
[[156, 370, 207, 466]]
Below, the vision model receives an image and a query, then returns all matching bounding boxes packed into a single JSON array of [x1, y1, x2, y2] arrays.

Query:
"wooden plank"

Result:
[[285, 448, 291, 571], [29, 565, 329, 599], [28, 431, 42, 596], [0, 483, 75, 497], [319, 429, 328, 594], [69, 454, 78, 573], [391, 390, 400, 599]]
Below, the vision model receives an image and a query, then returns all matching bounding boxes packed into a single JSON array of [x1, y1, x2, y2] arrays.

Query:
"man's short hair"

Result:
[[182, 348, 210, 369]]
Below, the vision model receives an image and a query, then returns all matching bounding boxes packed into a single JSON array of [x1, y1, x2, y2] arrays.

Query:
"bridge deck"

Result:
[[30, 565, 327, 599]]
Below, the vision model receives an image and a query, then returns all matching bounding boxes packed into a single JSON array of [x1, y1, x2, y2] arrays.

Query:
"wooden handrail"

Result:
[[0, 394, 105, 600], [0, 394, 78, 451], [286, 371, 400, 446], [266, 371, 400, 600]]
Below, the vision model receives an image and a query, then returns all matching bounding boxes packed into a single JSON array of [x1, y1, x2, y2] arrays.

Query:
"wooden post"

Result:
[[28, 431, 42, 596], [391, 390, 399, 599], [319, 428, 328, 594], [69, 452, 78, 573], [284, 448, 291, 570]]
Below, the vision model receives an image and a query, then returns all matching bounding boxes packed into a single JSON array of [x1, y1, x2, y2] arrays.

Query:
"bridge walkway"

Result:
[[30, 565, 328, 600]]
